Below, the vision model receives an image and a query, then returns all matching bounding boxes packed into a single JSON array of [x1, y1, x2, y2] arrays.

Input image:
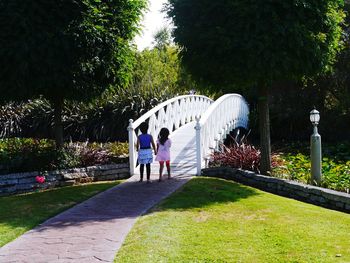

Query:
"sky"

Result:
[[134, 0, 170, 50]]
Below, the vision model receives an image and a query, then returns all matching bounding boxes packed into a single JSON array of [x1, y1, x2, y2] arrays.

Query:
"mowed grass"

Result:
[[115, 177, 350, 263], [0, 181, 120, 247]]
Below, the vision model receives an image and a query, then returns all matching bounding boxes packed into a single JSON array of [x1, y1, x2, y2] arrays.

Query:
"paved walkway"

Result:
[[0, 174, 192, 263]]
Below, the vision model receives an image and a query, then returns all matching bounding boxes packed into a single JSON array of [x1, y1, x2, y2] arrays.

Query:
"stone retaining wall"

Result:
[[0, 159, 129, 196], [202, 167, 350, 213]]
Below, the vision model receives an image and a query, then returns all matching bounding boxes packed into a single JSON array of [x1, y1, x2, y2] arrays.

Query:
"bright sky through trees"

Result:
[[134, 0, 169, 50]]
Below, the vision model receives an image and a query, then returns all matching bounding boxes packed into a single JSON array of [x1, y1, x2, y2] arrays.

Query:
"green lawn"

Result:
[[0, 181, 120, 247], [115, 177, 350, 263]]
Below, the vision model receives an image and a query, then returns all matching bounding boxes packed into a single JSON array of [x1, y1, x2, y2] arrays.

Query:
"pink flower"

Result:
[[35, 176, 45, 184]]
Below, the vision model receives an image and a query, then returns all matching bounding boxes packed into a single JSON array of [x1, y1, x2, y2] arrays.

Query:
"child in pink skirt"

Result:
[[155, 128, 171, 181]]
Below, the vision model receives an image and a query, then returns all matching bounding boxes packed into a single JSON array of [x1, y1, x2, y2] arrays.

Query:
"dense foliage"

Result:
[[0, 0, 146, 101], [166, 0, 345, 175], [167, 0, 344, 85], [0, 0, 146, 146], [0, 138, 128, 175], [0, 44, 199, 142], [272, 142, 350, 192], [248, 2, 350, 142]]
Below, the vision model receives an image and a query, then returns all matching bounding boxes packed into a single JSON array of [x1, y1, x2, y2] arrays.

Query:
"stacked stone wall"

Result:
[[202, 167, 350, 213], [0, 159, 129, 196]]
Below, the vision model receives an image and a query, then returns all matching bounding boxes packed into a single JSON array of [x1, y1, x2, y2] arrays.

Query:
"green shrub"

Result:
[[272, 143, 350, 193], [105, 142, 129, 158], [0, 138, 129, 175], [0, 138, 57, 173], [54, 147, 81, 170], [272, 153, 311, 183], [65, 142, 111, 167], [321, 159, 350, 193]]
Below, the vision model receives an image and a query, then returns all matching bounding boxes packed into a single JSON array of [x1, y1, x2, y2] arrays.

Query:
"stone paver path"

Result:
[[0, 174, 192, 263]]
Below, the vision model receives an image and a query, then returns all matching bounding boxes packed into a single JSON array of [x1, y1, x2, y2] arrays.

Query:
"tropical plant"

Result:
[[0, 103, 26, 138], [210, 142, 261, 173]]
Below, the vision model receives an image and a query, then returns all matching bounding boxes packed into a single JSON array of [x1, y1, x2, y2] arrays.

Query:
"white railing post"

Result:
[[195, 116, 202, 176], [127, 119, 135, 176]]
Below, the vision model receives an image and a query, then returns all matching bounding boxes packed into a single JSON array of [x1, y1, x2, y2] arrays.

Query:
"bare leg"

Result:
[[139, 164, 144, 182], [166, 162, 171, 179], [146, 163, 151, 182], [159, 162, 164, 181]]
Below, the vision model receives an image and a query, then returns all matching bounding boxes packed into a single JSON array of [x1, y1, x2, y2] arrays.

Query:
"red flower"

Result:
[[35, 176, 45, 184]]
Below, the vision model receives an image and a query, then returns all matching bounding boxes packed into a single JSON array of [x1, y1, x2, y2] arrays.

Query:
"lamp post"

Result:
[[310, 109, 322, 185]]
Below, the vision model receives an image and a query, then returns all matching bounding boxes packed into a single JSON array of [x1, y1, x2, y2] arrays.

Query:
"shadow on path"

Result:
[[0, 175, 258, 263], [0, 175, 191, 263]]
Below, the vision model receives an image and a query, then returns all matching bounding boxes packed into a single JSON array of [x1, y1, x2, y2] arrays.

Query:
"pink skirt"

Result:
[[155, 150, 170, 161]]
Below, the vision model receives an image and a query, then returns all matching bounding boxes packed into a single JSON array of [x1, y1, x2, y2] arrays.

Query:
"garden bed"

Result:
[[0, 138, 129, 175], [271, 144, 350, 193], [0, 138, 130, 196], [210, 141, 350, 193]]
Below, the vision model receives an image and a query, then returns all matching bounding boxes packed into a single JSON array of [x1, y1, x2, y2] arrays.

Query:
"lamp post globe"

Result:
[[310, 108, 322, 186], [310, 109, 320, 125]]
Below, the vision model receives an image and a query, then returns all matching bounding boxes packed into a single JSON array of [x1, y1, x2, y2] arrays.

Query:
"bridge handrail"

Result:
[[198, 94, 246, 126], [128, 94, 213, 175], [195, 93, 249, 174], [131, 95, 212, 129]]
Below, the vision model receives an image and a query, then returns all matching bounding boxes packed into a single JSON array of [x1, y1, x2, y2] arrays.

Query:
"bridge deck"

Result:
[[135, 121, 197, 177]]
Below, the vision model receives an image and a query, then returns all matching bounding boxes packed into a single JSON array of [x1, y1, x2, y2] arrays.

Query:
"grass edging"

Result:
[[202, 167, 350, 213]]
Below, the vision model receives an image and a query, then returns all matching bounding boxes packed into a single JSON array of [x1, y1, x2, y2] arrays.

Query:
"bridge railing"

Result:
[[128, 95, 213, 175], [195, 94, 249, 175]]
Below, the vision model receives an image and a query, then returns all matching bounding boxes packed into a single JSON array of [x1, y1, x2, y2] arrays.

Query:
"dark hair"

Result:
[[158, 128, 170, 145], [139, 122, 149, 134]]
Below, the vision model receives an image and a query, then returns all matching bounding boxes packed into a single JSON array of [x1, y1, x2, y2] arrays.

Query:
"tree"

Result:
[[132, 47, 182, 92], [153, 27, 172, 50], [167, 0, 344, 174], [0, 0, 146, 147], [267, 2, 350, 143], [133, 29, 200, 95]]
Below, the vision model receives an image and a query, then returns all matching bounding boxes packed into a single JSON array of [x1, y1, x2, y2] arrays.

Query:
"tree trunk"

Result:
[[258, 83, 271, 175], [53, 99, 64, 149]]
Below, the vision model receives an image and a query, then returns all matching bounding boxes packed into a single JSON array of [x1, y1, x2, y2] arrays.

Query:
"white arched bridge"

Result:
[[128, 94, 249, 176]]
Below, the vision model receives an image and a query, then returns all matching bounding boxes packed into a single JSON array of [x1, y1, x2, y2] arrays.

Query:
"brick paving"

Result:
[[0, 174, 192, 263]]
